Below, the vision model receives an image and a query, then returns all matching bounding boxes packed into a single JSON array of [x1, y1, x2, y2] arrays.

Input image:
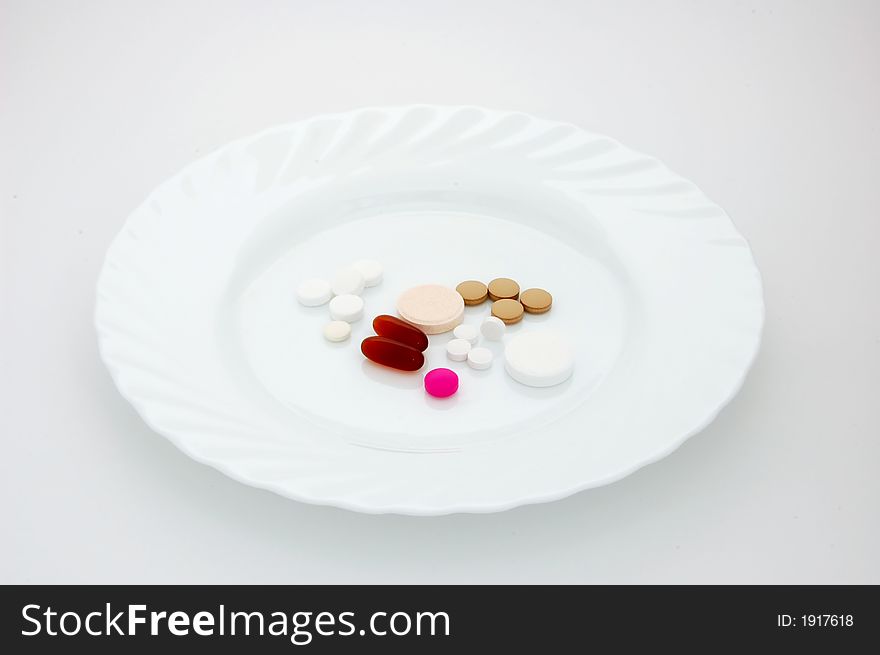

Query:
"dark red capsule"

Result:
[[372, 314, 429, 352], [361, 336, 425, 371]]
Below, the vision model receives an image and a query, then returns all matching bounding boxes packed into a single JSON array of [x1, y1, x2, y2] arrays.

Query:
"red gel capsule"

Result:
[[372, 314, 429, 352], [361, 336, 425, 371]]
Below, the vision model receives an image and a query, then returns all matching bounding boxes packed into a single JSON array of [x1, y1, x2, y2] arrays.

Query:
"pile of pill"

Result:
[[295, 259, 384, 343], [297, 268, 573, 402], [445, 278, 562, 385], [359, 314, 460, 398], [456, 277, 553, 324]]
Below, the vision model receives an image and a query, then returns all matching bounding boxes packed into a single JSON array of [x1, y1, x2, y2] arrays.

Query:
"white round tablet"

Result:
[[323, 320, 351, 342], [351, 259, 383, 287], [446, 338, 472, 362], [504, 330, 574, 387], [453, 323, 479, 345], [329, 294, 364, 322], [331, 267, 365, 296], [480, 316, 506, 341], [467, 347, 493, 370], [295, 278, 332, 307]]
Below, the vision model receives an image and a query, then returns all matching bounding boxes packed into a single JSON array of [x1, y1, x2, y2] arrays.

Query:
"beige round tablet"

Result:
[[492, 299, 525, 325], [397, 284, 465, 335], [323, 320, 351, 342], [456, 280, 488, 306], [520, 288, 553, 314], [487, 277, 520, 301]]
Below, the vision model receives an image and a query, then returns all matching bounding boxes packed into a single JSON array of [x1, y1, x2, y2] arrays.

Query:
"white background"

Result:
[[2, 0, 878, 583]]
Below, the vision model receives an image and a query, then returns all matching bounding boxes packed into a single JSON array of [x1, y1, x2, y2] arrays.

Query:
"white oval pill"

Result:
[[331, 267, 365, 296], [446, 338, 472, 362], [453, 323, 479, 345], [504, 330, 574, 387], [480, 316, 506, 341], [329, 294, 364, 322], [352, 259, 383, 287], [323, 320, 351, 342], [467, 347, 493, 370], [296, 278, 332, 307]]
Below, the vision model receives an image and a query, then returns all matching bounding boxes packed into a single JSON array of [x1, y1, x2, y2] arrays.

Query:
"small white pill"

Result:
[[453, 323, 479, 345], [323, 320, 351, 342], [352, 259, 383, 287], [446, 338, 472, 362], [504, 330, 574, 387], [467, 347, 493, 370], [331, 267, 365, 296], [296, 278, 332, 307], [481, 316, 506, 341], [329, 294, 364, 322]]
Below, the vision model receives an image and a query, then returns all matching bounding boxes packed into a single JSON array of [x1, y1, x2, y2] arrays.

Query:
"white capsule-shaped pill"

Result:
[[329, 294, 364, 322], [296, 278, 332, 307], [446, 338, 472, 362], [467, 346, 493, 370], [323, 320, 351, 342], [351, 259, 383, 287], [331, 267, 365, 296], [481, 316, 506, 341], [453, 323, 479, 345], [504, 330, 574, 387]]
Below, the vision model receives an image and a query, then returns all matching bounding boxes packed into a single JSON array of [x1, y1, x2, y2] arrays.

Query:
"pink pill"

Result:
[[424, 368, 459, 398]]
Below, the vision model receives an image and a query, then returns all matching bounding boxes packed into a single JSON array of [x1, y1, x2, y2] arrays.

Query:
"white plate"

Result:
[[96, 106, 764, 515]]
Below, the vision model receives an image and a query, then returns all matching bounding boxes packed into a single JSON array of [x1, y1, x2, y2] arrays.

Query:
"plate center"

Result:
[[233, 208, 631, 451]]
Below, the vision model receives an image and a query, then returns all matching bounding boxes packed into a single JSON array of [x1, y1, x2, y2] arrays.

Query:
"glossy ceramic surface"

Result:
[[95, 106, 764, 514]]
